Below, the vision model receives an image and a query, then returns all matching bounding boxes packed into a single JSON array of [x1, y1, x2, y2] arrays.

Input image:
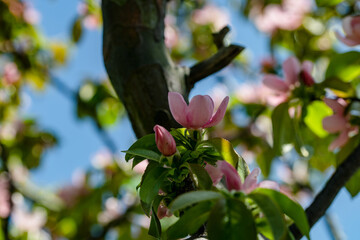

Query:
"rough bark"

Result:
[[102, 0, 187, 137]]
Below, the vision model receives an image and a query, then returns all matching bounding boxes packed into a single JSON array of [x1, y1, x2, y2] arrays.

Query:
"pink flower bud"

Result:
[[154, 125, 176, 156]]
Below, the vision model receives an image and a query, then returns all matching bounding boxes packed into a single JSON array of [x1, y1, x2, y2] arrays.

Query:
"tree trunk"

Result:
[[102, 0, 187, 138]]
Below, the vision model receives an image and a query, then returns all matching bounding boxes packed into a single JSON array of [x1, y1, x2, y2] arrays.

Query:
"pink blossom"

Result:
[[322, 98, 358, 151], [0, 174, 10, 218], [336, 16, 360, 46], [164, 15, 179, 49], [83, 15, 100, 30], [262, 57, 314, 104], [157, 203, 172, 219], [192, 5, 230, 31], [205, 161, 279, 193], [168, 92, 229, 129], [12, 193, 47, 233], [23, 7, 40, 25], [154, 125, 176, 156], [251, 0, 312, 34], [3, 62, 20, 85]]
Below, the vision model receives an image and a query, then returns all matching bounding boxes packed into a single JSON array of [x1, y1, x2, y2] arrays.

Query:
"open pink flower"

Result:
[[263, 57, 314, 104], [168, 92, 229, 129], [336, 16, 360, 46], [322, 98, 358, 151], [205, 161, 279, 193], [154, 125, 176, 156]]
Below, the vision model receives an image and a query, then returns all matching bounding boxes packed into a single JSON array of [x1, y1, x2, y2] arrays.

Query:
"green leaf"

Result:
[[326, 51, 360, 83], [253, 188, 310, 239], [320, 77, 355, 97], [203, 138, 249, 181], [346, 169, 360, 197], [124, 134, 157, 161], [304, 101, 332, 138], [256, 148, 275, 178], [272, 102, 294, 155], [71, 18, 83, 43], [248, 193, 287, 240], [207, 198, 257, 240], [189, 163, 213, 190], [170, 191, 222, 212], [316, 0, 345, 6], [149, 206, 162, 238], [166, 201, 212, 240], [140, 166, 168, 206], [123, 149, 161, 162]]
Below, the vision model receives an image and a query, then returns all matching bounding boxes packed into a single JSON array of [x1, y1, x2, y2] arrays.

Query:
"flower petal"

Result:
[[335, 31, 360, 47], [187, 95, 214, 128], [242, 168, 260, 194], [329, 130, 349, 151], [322, 115, 347, 133], [168, 92, 189, 127], [342, 16, 354, 36], [263, 74, 289, 93], [301, 60, 313, 74], [323, 98, 345, 115], [205, 163, 224, 186], [258, 180, 280, 191], [283, 57, 301, 85], [203, 96, 229, 128], [218, 161, 242, 191]]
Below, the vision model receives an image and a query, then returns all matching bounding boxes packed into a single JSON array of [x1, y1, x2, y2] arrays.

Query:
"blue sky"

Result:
[[26, 0, 360, 239]]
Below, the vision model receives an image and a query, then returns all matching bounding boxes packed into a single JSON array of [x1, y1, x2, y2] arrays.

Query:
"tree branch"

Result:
[[186, 44, 244, 90], [290, 144, 360, 239]]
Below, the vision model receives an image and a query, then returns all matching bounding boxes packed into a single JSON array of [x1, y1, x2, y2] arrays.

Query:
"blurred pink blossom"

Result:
[[0, 174, 10, 218], [83, 15, 100, 29], [91, 149, 113, 169], [322, 98, 358, 151], [205, 161, 279, 193], [12, 193, 47, 232], [262, 57, 314, 105], [336, 16, 360, 46], [57, 170, 88, 207], [164, 15, 179, 49], [23, 5, 40, 24], [192, 5, 230, 31], [3, 62, 21, 85], [251, 0, 312, 34]]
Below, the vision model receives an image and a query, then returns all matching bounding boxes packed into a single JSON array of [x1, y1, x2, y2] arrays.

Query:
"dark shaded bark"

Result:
[[102, 0, 187, 137]]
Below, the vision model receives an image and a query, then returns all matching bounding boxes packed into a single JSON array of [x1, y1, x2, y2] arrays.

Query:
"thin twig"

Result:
[[187, 44, 244, 90], [290, 144, 360, 239]]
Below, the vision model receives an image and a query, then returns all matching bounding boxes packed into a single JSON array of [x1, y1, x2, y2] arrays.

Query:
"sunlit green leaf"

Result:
[[304, 101, 332, 138]]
